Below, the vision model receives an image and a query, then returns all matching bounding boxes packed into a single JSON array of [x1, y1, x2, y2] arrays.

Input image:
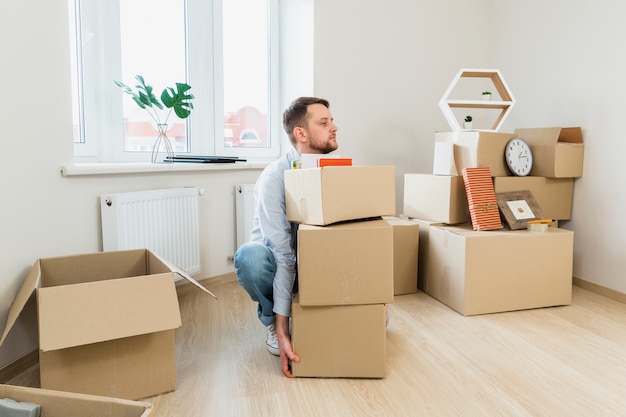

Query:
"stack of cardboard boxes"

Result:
[[285, 165, 419, 378], [404, 128, 583, 316]]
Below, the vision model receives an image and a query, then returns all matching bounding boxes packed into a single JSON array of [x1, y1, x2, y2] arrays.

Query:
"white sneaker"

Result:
[[266, 324, 280, 356]]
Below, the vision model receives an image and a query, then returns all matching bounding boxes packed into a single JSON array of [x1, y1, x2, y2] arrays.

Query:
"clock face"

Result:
[[505, 137, 533, 176]]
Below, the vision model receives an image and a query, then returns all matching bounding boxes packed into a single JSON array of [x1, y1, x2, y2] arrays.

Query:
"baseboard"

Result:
[[573, 277, 626, 304], [176, 272, 237, 297], [0, 350, 38, 384]]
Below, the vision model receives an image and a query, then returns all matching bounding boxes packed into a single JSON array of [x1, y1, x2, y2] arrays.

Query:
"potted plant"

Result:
[[114, 75, 195, 163], [482, 90, 492, 101], [464, 115, 473, 129]]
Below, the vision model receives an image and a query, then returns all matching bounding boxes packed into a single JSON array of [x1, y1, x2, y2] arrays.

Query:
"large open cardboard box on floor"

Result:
[[0, 385, 153, 417], [291, 297, 386, 378], [493, 176, 574, 220], [285, 165, 396, 225], [403, 173, 470, 224], [0, 249, 215, 400], [433, 131, 516, 177], [297, 219, 394, 306], [514, 127, 584, 178], [426, 225, 573, 316]]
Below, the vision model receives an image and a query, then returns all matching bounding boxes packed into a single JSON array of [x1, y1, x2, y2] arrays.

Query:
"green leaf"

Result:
[[161, 83, 195, 119], [134, 75, 163, 109]]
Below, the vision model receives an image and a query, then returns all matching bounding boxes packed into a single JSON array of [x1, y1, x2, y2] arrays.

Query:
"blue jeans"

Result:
[[234, 242, 277, 326]]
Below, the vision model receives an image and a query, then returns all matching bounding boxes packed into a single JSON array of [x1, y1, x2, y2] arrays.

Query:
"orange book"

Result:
[[462, 167, 503, 231], [317, 158, 353, 167]]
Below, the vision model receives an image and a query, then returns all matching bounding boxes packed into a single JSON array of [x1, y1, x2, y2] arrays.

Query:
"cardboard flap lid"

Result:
[[0, 260, 42, 346], [37, 273, 182, 351], [148, 251, 217, 299], [515, 127, 583, 146]]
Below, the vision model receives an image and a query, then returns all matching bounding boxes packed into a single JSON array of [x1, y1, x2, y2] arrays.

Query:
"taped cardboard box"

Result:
[[285, 165, 396, 226], [426, 224, 573, 316], [0, 385, 153, 417], [383, 216, 419, 295], [291, 297, 386, 378], [433, 131, 516, 177], [403, 173, 470, 224], [493, 176, 574, 220], [297, 219, 394, 306], [0, 249, 216, 400], [514, 127, 583, 178]]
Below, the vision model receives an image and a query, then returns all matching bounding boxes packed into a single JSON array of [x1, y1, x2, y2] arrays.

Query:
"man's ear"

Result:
[[294, 126, 307, 144]]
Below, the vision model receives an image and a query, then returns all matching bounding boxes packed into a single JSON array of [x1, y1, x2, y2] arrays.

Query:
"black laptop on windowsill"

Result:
[[164, 155, 247, 163]]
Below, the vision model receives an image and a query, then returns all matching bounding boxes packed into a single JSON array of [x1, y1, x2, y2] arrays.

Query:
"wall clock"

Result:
[[505, 137, 533, 176]]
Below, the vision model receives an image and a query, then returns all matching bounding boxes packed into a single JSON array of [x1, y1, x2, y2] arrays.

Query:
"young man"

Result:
[[233, 97, 338, 377]]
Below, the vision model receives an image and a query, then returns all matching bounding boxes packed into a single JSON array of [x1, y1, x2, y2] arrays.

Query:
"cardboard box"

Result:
[[0, 385, 153, 417], [297, 219, 394, 306], [285, 166, 396, 226], [493, 176, 574, 220], [0, 249, 216, 400], [433, 131, 516, 177], [403, 173, 470, 224], [291, 299, 386, 378], [514, 127, 584, 178], [383, 216, 419, 295], [407, 218, 448, 293], [426, 224, 573, 316]]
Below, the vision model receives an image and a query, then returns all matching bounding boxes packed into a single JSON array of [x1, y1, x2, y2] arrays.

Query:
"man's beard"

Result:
[[309, 138, 338, 154]]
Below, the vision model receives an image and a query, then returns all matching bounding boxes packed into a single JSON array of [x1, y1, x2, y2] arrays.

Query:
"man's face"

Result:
[[303, 103, 338, 154]]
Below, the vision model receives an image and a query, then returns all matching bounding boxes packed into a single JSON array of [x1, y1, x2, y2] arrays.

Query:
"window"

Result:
[[68, 0, 280, 163]]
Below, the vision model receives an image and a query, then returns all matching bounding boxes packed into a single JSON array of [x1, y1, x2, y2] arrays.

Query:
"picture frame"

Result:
[[496, 190, 545, 230]]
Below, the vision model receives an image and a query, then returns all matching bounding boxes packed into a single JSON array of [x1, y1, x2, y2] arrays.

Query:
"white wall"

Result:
[[488, 0, 626, 294], [1, 0, 624, 369]]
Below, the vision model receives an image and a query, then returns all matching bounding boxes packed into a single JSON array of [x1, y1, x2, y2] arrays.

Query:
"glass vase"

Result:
[[152, 123, 175, 163]]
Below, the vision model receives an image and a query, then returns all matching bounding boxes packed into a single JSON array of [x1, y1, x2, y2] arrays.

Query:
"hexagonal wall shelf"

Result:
[[439, 68, 515, 132]]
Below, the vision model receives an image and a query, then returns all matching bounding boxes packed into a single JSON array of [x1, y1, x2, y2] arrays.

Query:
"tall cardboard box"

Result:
[[426, 225, 573, 316], [383, 216, 419, 295], [291, 298, 386, 378], [433, 131, 516, 177], [403, 173, 470, 224], [297, 219, 394, 306], [407, 218, 448, 293], [0, 385, 153, 417], [493, 176, 574, 220], [514, 127, 584, 178], [0, 249, 215, 400], [285, 165, 396, 226]]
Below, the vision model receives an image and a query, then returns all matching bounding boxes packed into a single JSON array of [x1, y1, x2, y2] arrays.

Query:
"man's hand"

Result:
[[276, 314, 300, 377]]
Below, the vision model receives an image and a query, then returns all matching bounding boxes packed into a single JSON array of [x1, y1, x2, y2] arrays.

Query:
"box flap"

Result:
[[0, 260, 41, 346], [148, 250, 217, 299], [37, 273, 182, 351], [514, 127, 583, 146]]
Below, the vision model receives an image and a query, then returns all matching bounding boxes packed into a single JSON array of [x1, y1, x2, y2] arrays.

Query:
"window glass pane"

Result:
[[119, 0, 188, 153], [222, 0, 269, 149]]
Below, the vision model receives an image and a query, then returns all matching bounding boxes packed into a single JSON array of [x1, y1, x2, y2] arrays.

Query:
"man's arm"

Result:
[[276, 314, 299, 377]]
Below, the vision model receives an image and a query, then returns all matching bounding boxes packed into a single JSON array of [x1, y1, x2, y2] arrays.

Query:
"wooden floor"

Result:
[[8, 276, 626, 416]]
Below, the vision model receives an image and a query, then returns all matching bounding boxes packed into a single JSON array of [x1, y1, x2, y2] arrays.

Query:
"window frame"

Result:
[[71, 0, 281, 163]]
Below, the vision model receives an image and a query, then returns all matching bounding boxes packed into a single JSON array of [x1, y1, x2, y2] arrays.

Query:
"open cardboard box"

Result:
[[0, 384, 153, 417], [0, 249, 216, 400], [285, 165, 396, 226], [514, 127, 584, 178]]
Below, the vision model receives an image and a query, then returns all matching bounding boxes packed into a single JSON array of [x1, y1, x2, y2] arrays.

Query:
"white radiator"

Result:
[[235, 184, 255, 250], [100, 187, 201, 275]]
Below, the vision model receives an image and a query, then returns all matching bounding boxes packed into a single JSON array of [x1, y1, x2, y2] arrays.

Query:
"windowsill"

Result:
[[61, 160, 272, 176]]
